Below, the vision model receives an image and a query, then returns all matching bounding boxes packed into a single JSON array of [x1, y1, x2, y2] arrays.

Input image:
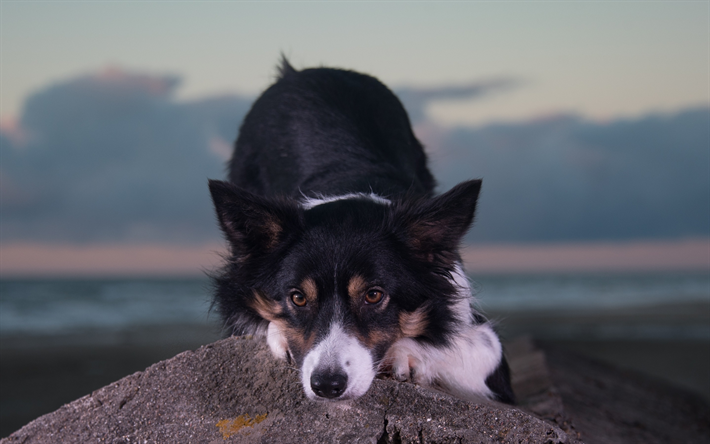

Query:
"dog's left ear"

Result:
[[394, 179, 482, 262]]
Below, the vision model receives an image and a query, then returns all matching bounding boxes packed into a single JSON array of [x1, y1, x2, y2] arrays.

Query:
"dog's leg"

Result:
[[434, 323, 502, 399], [385, 324, 502, 400], [266, 321, 289, 360]]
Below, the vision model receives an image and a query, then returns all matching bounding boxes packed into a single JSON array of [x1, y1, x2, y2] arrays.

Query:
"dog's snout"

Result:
[[310, 370, 348, 399], [301, 323, 376, 400]]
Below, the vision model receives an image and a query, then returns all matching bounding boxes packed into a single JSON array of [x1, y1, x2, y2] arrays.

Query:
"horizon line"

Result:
[[1, 238, 707, 278]]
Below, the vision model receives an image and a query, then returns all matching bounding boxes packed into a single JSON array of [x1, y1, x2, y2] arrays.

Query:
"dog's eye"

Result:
[[290, 291, 307, 307], [364, 289, 384, 305]]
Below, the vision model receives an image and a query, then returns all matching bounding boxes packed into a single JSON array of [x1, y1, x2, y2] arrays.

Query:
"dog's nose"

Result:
[[310, 371, 348, 399]]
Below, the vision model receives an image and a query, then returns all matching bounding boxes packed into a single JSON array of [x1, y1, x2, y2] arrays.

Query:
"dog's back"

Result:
[[228, 59, 435, 199]]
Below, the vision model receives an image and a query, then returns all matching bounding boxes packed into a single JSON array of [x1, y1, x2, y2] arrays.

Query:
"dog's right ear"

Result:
[[208, 180, 301, 258], [393, 179, 482, 264]]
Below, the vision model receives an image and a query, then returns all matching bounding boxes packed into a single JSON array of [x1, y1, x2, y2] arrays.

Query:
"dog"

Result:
[[208, 59, 514, 404]]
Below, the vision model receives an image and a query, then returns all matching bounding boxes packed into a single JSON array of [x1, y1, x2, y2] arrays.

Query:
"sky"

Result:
[[2, 1, 707, 124], [1, 0, 708, 275]]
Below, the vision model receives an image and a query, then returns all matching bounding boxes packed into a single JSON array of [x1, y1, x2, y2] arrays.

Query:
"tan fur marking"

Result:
[[263, 217, 283, 249], [283, 325, 316, 359], [249, 290, 282, 321], [399, 306, 429, 338], [356, 328, 397, 349], [301, 277, 318, 304], [347, 275, 367, 302]]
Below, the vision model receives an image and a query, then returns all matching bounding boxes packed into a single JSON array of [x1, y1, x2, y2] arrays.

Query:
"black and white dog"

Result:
[[208, 59, 514, 404]]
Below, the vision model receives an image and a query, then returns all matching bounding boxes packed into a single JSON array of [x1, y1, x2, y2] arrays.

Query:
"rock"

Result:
[[544, 344, 710, 444], [2, 336, 569, 444], [5, 336, 709, 443]]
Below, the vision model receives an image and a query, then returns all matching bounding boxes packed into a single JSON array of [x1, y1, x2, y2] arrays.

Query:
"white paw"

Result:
[[266, 321, 288, 360], [386, 339, 424, 383], [391, 354, 412, 381]]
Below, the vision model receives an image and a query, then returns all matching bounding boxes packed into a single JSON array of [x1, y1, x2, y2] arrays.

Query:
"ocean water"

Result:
[[0, 278, 216, 335], [1, 273, 708, 339], [471, 273, 710, 311]]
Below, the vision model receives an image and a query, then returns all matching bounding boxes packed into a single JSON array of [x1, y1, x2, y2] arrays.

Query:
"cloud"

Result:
[[1, 68, 707, 246], [1, 68, 252, 244], [394, 78, 520, 124], [428, 108, 710, 243]]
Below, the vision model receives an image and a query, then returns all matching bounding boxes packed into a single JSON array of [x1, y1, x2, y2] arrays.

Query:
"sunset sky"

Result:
[[3, 1, 706, 124], [1, 1, 708, 276]]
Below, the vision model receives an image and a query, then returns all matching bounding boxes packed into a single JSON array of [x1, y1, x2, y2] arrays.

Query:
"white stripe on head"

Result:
[[300, 192, 391, 210], [301, 322, 376, 400]]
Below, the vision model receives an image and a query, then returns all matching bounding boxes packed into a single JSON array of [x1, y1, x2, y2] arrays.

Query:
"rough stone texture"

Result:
[[506, 337, 576, 437], [2, 337, 567, 444], [3, 336, 709, 444], [544, 345, 710, 444]]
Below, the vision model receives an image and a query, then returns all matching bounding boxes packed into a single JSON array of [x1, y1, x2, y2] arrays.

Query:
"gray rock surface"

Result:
[[4, 336, 709, 444], [2, 337, 567, 444], [544, 344, 710, 444]]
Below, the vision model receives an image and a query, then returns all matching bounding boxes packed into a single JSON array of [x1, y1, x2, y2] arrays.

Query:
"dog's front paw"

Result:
[[382, 349, 409, 381], [391, 355, 412, 381], [266, 321, 289, 360], [386, 341, 421, 382]]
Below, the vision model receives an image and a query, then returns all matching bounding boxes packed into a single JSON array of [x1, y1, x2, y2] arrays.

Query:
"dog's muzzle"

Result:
[[301, 323, 376, 400]]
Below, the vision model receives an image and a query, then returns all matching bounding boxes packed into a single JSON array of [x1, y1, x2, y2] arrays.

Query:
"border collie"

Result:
[[208, 59, 514, 404]]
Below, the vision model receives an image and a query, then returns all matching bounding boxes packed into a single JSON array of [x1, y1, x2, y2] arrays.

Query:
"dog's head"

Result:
[[209, 180, 481, 401]]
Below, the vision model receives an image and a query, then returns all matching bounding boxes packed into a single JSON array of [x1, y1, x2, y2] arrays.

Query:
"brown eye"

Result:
[[364, 289, 384, 305], [290, 291, 307, 307]]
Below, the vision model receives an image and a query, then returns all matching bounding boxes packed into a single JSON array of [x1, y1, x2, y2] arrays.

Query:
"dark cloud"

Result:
[[1, 69, 252, 244], [1, 68, 707, 245], [429, 108, 710, 243]]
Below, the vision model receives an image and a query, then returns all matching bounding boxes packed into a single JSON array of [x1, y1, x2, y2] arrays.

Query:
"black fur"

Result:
[[227, 58, 434, 198], [209, 59, 514, 403], [485, 354, 516, 404]]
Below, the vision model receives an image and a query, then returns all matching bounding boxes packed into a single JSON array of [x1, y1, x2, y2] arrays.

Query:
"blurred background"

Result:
[[1, 0, 708, 437]]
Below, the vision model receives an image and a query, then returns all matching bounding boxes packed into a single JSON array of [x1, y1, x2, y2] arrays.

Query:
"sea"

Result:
[[1, 272, 709, 341]]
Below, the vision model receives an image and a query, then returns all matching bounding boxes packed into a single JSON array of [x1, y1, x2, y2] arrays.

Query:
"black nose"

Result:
[[310, 371, 348, 399]]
